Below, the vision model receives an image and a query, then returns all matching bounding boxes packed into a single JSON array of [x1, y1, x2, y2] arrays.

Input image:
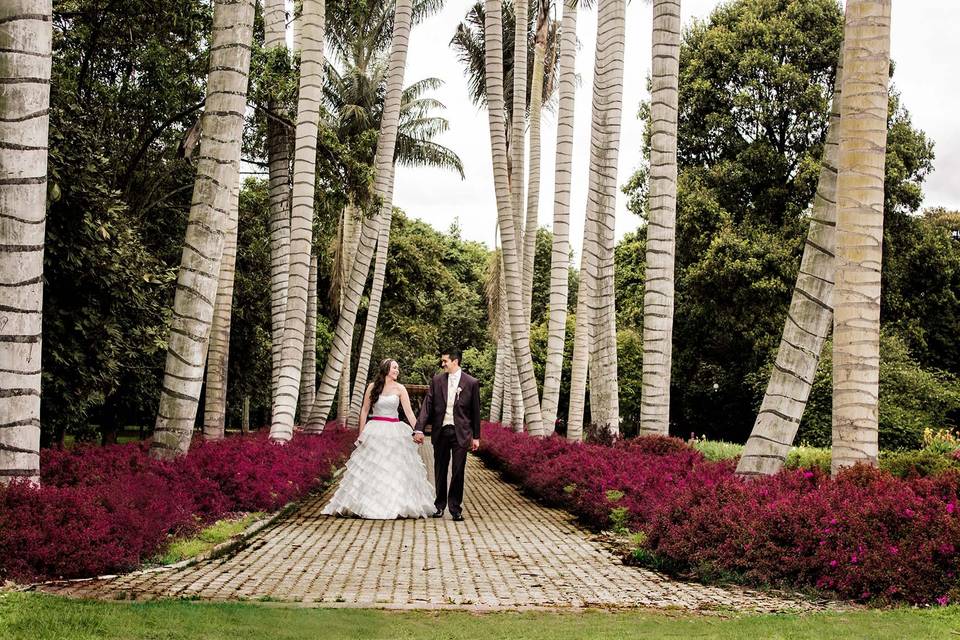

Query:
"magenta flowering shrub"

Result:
[[479, 423, 960, 605], [0, 428, 353, 582]]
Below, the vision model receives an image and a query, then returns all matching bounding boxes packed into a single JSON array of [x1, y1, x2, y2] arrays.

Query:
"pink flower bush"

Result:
[[479, 423, 960, 605], [0, 428, 353, 582]]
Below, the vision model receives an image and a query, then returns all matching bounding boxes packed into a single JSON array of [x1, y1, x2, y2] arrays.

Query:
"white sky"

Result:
[[391, 0, 960, 257]]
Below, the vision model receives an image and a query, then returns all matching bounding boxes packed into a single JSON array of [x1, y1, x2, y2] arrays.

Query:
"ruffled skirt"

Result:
[[321, 418, 436, 519]]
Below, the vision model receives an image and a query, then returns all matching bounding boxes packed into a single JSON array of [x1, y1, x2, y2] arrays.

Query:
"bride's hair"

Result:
[[369, 359, 397, 409]]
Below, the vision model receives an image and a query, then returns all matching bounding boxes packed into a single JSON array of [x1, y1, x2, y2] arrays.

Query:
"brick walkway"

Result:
[[40, 455, 829, 611]]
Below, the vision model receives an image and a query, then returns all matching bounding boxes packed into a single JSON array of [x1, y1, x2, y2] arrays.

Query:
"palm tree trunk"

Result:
[[484, 0, 544, 435], [541, 0, 578, 432], [490, 328, 506, 422], [831, 0, 890, 476], [736, 61, 844, 476], [639, 0, 681, 436], [298, 251, 318, 422], [567, 216, 596, 441], [268, 0, 325, 442], [265, 0, 291, 413], [349, 166, 398, 425], [305, 0, 413, 431], [292, 0, 303, 55], [0, 1, 52, 485], [335, 203, 359, 426], [510, 0, 529, 273], [202, 183, 240, 440], [151, 0, 254, 459], [582, 0, 625, 436], [521, 9, 547, 324]]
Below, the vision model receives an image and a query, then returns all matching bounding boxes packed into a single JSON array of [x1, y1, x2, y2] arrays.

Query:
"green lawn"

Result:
[[151, 512, 264, 565], [2, 593, 958, 640]]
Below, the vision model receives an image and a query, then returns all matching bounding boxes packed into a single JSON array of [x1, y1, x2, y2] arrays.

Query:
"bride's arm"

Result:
[[357, 384, 373, 439], [399, 386, 418, 427]]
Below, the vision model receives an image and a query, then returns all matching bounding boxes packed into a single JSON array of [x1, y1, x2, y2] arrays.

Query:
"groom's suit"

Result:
[[415, 370, 481, 517]]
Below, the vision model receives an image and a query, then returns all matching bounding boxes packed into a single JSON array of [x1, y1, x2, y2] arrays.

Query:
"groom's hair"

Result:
[[442, 347, 462, 364]]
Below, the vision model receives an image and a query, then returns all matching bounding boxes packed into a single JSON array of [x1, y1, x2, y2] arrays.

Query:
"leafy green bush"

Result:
[[689, 438, 743, 461]]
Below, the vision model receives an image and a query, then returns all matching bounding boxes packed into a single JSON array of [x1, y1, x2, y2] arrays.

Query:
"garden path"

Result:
[[39, 457, 835, 611]]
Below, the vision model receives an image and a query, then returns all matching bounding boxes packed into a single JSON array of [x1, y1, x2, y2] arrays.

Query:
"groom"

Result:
[[414, 348, 481, 522]]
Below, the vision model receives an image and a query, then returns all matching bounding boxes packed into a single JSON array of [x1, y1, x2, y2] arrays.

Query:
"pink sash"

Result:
[[368, 416, 400, 423]]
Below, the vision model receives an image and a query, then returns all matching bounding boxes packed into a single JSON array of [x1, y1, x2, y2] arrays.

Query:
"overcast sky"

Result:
[[390, 0, 960, 257]]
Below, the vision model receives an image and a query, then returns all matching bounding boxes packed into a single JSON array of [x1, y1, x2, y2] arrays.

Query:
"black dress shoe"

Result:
[[431, 509, 444, 518], [451, 513, 464, 522]]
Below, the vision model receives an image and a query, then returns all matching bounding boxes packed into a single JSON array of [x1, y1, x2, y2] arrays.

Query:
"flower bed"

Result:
[[0, 428, 353, 583], [479, 423, 960, 605]]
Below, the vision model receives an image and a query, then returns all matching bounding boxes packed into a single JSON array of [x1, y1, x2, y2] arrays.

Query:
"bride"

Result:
[[321, 359, 436, 519]]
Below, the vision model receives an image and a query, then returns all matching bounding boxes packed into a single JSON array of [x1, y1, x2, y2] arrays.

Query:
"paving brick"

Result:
[[39, 457, 836, 611]]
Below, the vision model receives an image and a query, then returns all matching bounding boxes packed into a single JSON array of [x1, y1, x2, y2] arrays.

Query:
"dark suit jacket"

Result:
[[415, 371, 481, 447]]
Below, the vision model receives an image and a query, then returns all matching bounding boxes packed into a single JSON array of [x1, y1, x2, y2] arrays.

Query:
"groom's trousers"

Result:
[[434, 425, 468, 516]]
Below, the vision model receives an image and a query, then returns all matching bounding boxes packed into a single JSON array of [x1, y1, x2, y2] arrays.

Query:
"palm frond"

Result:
[[394, 137, 465, 178]]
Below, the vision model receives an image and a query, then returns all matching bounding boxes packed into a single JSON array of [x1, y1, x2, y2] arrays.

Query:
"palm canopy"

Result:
[[324, 58, 464, 178], [450, 0, 561, 122]]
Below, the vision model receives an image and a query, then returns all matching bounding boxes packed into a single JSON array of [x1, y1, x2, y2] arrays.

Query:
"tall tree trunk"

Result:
[[484, 0, 544, 435], [151, 0, 254, 459], [490, 328, 506, 422], [638, 0, 680, 436], [265, 0, 291, 413], [567, 215, 596, 441], [0, 1, 52, 485], [521, 8, 547, 324], [292, 0, 303, 55], [202, 182, 240, 440], [736, 61, 844, 476], [304, 0, 413, 430], [298, 251, 318, 422], [582, 0, 625, 436], [349, 167, 398, 425], [541, 0, 578, 432], [510, 0, 529, 279], [335, 203, 359, 426], [268, 0, 325, 442], [831, 0, 890, 476]]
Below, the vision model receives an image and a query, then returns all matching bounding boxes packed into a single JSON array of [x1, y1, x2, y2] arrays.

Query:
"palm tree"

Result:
[[264, 0, 292, 412], [0, 1, 52, 484], [581, 0, 625, 436], [482, 0, 544, 435], [638, 0, 681, 436], [304, 0, 417, 431], [510, 0, 529, 302], [566, 216, 596, 441], [268, 0, 326, 442], [151, 0, 255, 459], [736, 60, 844, 476], [521, 0, 551, 326], [348, 81, 465, 424], [541, 0, 578, 432], [831, 0, 891, 475], [202, 182, 240, 439], [299, 251, 319, 421]]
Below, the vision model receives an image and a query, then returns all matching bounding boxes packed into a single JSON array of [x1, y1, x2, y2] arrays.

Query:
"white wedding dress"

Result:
[[321, 393, 436, 519]]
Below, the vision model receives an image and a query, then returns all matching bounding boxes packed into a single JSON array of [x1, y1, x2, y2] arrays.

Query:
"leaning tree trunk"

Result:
[[151, 0, 254, 459], [0, 1, 52, 485], [638, 0, 681, 436], [567, 214, 596, 441], [541, 0, 578, 432], [831, 0, 890, 476], [736, 60, 844, 476], [298, 251, 318, 422], [202, 182, 240, 440], [521, 9, 547, 324], [268, 0, 325, 442], [349, 166, 398, 425], [484, 0, 544, 435], [304, 0, 413, 431], [582, 0, 625, 436], [265, 0, 291, 412]]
